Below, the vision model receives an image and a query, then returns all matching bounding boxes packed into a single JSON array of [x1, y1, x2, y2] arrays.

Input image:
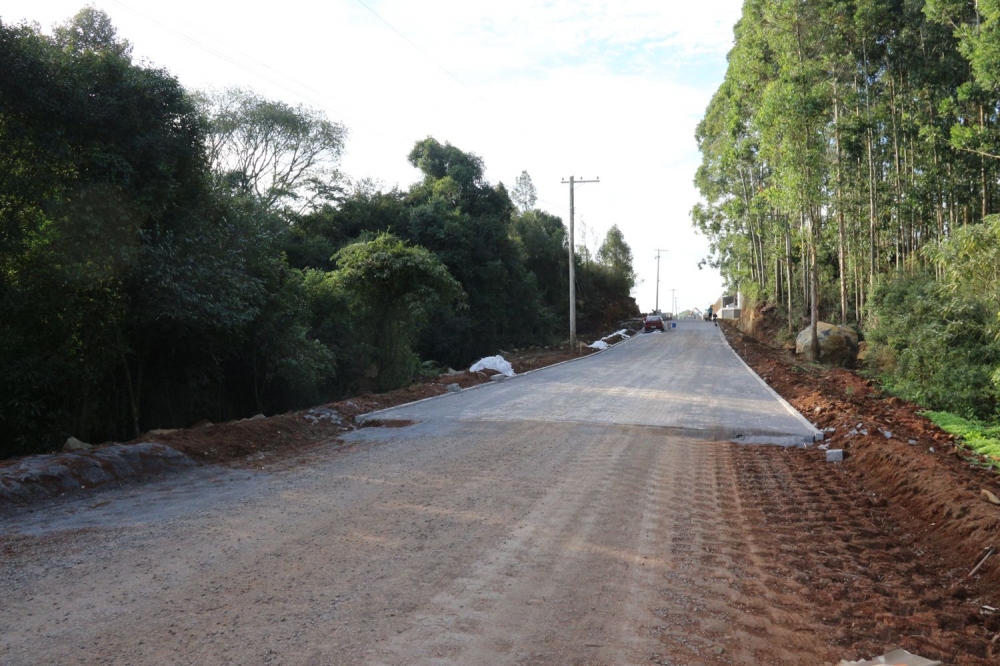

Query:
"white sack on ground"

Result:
[[470, 356, 515, 377], [588, 341, 609, 350]]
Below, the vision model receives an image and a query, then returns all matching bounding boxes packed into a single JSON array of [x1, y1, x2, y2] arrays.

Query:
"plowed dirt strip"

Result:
[[651, 444, 994, 665], [648, 442, 829, 665]]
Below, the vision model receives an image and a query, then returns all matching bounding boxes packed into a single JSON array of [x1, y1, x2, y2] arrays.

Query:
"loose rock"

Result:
[[62, 437, 92, 453], [981, 489, 1000, 506]]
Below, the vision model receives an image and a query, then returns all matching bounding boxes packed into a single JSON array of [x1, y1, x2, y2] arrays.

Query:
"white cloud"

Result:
[[357, 0, 739, 82]]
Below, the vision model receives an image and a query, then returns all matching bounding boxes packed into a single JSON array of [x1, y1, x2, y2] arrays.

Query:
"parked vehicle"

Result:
[[643, 314, 665, 332]]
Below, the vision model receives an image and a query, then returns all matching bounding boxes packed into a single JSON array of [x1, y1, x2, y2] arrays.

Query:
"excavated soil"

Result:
[[706, 318, 1000, 663]]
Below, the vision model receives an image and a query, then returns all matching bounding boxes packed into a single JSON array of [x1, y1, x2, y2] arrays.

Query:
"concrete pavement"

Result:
[[362, 320, 822, 445]]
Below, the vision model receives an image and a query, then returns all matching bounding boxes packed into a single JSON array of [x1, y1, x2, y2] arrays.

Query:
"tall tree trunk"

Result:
[[810, 238, 820, 362], [982, 102, 989, 220], [800, 213, 810, 318], [785, 217, 794, 336], [119, 346, 140, 439], [862, 41, 878, 285], [889, 71, 904, 270], [834, 91, 847, 324]]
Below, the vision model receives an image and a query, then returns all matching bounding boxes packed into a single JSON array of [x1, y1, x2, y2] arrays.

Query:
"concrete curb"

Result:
[[357, 332, 640, 423], [716, 323, 824, 445]]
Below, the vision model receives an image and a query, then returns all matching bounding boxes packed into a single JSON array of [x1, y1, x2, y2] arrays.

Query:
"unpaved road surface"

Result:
[[2, 323, 987, 664]]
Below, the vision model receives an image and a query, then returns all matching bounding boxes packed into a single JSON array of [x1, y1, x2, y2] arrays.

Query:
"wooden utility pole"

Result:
[[654, 248, 668, 311], [561, 176, 599, 350]]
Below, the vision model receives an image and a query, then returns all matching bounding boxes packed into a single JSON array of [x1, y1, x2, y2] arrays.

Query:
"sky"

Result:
[[5, 0, 745, 315]]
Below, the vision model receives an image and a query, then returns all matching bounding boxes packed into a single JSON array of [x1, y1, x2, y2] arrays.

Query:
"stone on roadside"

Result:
[[304, 407, 342, 425], [826, 449, 844, 462], [795, 322, 859, 365], [445, 383, 461, 393], [981, 489, 1000, 506], [63, 437, 92, 452]]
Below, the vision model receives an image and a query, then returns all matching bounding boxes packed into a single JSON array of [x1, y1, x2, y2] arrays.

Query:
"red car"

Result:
[[643, 315, 665, 332]]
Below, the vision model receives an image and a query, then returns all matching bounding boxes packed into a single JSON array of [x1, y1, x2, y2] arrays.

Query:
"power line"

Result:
[[112, 0, 334, 111], [352, 0, 481, 99]]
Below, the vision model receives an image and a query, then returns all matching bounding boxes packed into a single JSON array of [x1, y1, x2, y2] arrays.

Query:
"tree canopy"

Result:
[[695, 0, 1000, 417], [0, 9, 638, 458]]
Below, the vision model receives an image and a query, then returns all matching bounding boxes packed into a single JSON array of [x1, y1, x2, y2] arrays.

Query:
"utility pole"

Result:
[[671, 288, 676, 317], [561, 176, 599, 350], [654, 249, 667, 312]]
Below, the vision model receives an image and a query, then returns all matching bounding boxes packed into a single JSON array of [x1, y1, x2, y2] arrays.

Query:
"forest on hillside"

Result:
[[0, 8, 638, 458], [695, 0, 1000, 422]]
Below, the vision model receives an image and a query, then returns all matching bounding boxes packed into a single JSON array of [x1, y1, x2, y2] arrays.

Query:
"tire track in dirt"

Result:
[[647, 443, 993, 665], [731, 446, 995, 664], [648, 442, 833, 665]]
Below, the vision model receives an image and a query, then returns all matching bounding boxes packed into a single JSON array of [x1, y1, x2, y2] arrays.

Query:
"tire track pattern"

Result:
[[647, 443, 826, 665], [648, 444, 994, 665]]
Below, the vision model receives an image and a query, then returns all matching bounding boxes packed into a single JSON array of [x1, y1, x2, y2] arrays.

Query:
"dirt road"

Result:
[[1, 324, 991, 664]]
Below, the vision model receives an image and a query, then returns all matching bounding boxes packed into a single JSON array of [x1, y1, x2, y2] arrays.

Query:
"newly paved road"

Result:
[[364, 320, 820, 445], [0, 319, 826, 666]]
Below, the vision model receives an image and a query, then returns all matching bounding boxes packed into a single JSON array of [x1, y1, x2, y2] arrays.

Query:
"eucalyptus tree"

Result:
[[512, 170, 538, 213]]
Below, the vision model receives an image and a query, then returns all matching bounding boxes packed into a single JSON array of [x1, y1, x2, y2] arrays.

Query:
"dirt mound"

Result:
[[722, 319, 1000, 594], [0, 443, 197, 512]]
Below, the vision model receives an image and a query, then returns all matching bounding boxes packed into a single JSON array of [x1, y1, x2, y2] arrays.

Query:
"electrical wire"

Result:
[[352, 0, 481, 99], [111, 0, 336, 112]]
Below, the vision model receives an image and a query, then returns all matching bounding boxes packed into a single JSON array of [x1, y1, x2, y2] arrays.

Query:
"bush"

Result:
[[865, 270, 1000, 419]]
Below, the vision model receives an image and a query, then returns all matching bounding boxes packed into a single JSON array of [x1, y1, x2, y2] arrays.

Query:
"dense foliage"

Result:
[[0, 10, 637, 458], [696, 0, 1000, 418]]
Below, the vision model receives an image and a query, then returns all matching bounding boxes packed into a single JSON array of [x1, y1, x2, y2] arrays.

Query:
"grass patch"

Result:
[[922, 410, 1000, 470]]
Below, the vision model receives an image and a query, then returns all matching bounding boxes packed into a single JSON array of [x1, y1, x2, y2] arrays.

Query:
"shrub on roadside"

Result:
[[865, 270, 1000, 420]]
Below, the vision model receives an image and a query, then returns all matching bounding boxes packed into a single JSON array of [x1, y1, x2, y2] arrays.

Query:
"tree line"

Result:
[[695, 0, 1000, 421], [0, 8, 638, 458]]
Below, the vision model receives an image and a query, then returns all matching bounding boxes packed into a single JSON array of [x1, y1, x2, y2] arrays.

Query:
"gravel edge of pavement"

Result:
[[714, 322, 825, 445]]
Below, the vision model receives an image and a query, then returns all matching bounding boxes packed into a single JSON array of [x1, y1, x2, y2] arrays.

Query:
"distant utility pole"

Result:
[[561, 175, 599, 350], [671, 288, 676, 316], [654, 249, 667, 311]]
